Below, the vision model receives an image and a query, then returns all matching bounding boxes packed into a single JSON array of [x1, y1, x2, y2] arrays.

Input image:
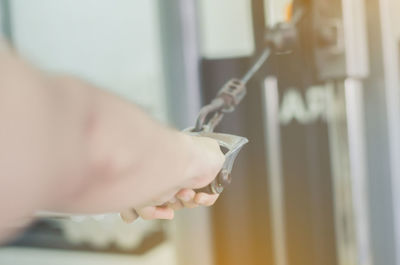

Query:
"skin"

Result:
[[0, 48, 224, 241]]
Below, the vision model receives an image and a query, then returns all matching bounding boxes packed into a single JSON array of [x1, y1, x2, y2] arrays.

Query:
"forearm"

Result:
[[0, 50, 221, 232], [0, 51, 97, 214], [0, 51, 93, 239], [0, 52, 202, 213], [57, 84, 199, 213]]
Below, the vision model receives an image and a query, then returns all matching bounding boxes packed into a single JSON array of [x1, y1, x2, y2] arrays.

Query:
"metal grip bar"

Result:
[[187, 131, 248, 194]]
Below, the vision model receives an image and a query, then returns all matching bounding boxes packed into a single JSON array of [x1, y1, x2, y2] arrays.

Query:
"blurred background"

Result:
[[0, 0, 399, 265]]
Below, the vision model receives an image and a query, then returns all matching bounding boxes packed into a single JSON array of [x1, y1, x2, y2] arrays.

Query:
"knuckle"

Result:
[[120, 210, 138, 223]]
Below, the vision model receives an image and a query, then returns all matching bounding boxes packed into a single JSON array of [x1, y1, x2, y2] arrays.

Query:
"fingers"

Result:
[[176, 189, 198, 208], [176, 189, 220, 208], [120, 206, 174, 223], [136, 206, 174, 220], [194, 192, 219, 207], [185, 136, 225, 188], [167, 197, 184, 211], [120, 190, 220, 223], [120, 209, 139, 224]]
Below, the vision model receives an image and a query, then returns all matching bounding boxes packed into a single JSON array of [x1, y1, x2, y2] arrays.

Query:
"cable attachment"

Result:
[[194, 79, 247, 132], [217, 78, 247, 113], [265, 22, 298, 54], [265, 8, 304, 54]]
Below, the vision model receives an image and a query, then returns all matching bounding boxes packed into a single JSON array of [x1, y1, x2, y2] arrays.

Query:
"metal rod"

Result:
[[344, 78, 372, 265], [263, 77, 288, 265], [241, 47, 271, 84]]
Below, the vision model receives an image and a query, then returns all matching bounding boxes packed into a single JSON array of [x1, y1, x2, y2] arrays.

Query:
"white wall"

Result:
[[264, 0, 292, 27], [0, 1, 176, 264], [197, 0, 255, 58], [10, 0, 167, 121]]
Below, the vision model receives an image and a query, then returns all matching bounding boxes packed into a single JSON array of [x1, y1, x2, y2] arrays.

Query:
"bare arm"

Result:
[[0, 51, 224, 238]]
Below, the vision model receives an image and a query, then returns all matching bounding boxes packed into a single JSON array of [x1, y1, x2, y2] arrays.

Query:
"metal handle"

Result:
[[185, 130, 249, 195]]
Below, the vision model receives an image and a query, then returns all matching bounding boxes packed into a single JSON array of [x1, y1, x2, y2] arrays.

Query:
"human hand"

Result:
[[120, 189, 220, 223], [120, 135, 224, 223]]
